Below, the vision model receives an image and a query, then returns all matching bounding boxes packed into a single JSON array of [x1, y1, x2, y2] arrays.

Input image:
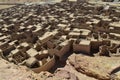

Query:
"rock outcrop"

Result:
[[68, 53, 120, 80]]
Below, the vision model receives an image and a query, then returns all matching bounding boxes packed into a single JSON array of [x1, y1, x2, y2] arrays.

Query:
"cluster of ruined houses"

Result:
[[0, 2, 120, 73]]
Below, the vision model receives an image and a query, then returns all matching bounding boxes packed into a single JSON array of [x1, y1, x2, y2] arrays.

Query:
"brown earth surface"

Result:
[[0, 58, 43, 80], [0, 5, 14, 10], [68, 53, 120, 80]]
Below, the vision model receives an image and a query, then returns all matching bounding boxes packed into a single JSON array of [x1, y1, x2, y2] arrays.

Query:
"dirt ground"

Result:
[[0, 5, 15, 10]]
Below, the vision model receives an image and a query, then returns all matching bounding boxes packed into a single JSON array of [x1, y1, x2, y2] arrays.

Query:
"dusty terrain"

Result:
[[68, 54, 120, 80], [0, 57, 41, 80], [0, 5, 14, 10]]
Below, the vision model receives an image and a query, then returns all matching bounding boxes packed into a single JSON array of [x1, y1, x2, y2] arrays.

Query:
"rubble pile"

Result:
[[0, 1, 120, 79]]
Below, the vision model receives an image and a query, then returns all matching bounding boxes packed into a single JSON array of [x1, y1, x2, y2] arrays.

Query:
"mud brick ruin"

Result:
[[0, 0, 120, 74]]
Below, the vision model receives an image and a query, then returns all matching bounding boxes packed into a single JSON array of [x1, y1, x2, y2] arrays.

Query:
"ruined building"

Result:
[[0, 1, 120, 79]]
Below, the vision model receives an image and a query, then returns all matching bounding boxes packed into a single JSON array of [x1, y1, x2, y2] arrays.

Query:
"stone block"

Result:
[[73, 40, 91, 54]]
